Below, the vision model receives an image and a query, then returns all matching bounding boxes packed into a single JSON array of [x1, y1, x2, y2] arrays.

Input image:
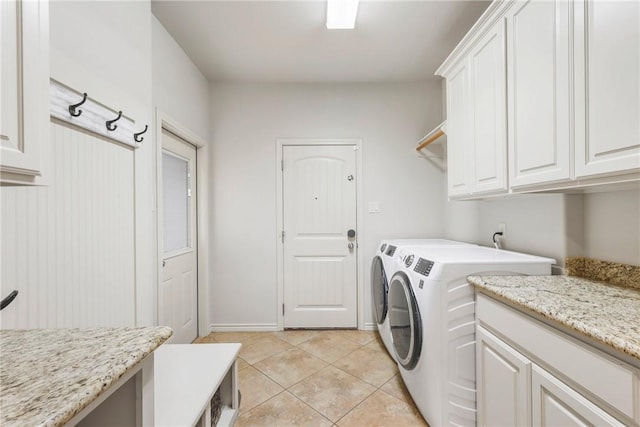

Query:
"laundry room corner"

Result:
[[208, 81, 449, 330]]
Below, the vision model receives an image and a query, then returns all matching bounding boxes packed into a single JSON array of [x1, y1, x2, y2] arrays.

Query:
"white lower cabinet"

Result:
[[477, 326, 531, 427], [532, 365, 625, 427], [476, 293, 639, 427]]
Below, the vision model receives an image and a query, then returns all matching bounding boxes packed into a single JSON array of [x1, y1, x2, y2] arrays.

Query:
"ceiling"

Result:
[[151, 0, 490, 83]]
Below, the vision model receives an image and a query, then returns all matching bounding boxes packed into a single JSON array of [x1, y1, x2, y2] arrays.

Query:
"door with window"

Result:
[[161, 129, 198, 343], [282, 144, 358, 328]]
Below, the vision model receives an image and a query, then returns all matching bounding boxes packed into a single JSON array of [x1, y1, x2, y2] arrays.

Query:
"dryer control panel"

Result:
[[385, 245, 397, 256], [414, 258, 434, 277]]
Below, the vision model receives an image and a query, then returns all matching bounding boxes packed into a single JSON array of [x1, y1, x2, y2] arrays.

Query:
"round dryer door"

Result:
[[388, 271, 422, 370], [370, 256, 388, 325]]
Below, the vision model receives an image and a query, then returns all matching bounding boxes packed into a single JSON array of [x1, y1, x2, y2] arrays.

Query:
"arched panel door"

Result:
[[389, 272, 422, 370]]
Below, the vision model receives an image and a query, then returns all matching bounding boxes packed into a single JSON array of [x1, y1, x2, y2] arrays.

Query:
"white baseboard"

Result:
[[209, 323, 279, 333], [362, 322, 377, 331]]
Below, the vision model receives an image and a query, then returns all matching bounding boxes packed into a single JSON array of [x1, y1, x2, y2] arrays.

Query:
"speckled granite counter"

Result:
[[0, 326, 172, 426], [467, 275, 640, 362]]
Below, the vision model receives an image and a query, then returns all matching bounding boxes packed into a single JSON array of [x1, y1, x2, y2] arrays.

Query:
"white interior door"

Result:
[[282, 145, 357, 328], [161, 129, 198, 343]]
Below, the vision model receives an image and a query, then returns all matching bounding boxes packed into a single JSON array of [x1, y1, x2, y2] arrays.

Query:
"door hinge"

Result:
[[281, 230, 285, 244], [282, 304, 285, 316], [281, 160, 284, 171]]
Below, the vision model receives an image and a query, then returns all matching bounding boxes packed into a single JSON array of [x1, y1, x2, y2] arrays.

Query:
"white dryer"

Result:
[[370, 239, 475, 361], [388, 246, 555, 427]]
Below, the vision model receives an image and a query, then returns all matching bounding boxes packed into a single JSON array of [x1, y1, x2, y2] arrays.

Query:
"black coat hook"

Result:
[[134, 125, 148, 143], [106, 111, 122, 131], [69, 93, 88, 117]]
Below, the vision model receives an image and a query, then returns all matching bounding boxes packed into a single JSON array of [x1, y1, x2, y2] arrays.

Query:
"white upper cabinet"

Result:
[[469, 20, 508, 195], [440, 15, 508, 199], [446, 60, 473, 197], [506, 0, 572, 188], [439, 0, 639, 198], [574, 0, 640, 178], [1, 0, 49, 185]]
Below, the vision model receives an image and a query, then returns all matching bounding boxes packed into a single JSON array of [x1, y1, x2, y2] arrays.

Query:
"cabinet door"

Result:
[[532, 365, 625, 426], [476, 326, 531, 427], [446, 59, 473, 197], [507, 0, 572, 187], [469, 20, 508, 195], [574, 0, 640, 178], [0, 0, 49, 183]]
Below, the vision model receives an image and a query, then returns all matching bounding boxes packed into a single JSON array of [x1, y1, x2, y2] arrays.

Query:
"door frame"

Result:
[[275, 138, 364, 331], [155, 109, 210, 338]]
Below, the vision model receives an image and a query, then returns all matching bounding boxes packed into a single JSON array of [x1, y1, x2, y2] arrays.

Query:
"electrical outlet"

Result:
[[498, 223, 506, 239]]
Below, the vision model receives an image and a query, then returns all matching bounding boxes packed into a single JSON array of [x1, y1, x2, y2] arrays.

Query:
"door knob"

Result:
[[348, 242, 355, 250]]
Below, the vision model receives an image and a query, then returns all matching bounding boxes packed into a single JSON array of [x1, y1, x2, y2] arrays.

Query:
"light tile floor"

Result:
[[196, 330, 428, 427]]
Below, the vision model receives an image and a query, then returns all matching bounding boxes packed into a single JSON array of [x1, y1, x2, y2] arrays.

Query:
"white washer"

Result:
[[370, 239, 475, 361], [388, 246, 555, 427]]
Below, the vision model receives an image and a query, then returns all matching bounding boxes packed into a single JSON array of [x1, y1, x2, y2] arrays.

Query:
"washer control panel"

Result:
[[385, 245, 397, 256], [414, 258, 434, 277]]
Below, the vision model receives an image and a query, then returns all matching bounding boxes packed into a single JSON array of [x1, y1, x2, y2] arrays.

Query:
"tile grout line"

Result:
[[205, 331, 424, 425]]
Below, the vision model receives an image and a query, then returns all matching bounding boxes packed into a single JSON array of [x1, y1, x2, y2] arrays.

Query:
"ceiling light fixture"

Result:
[[326, 0, 359, 30]]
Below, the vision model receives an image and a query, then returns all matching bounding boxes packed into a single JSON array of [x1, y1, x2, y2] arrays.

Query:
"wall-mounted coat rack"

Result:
[[49, 79, 147, 149]]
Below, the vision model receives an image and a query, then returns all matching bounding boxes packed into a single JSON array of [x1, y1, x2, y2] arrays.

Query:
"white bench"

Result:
[[154, 343, 241, 427]]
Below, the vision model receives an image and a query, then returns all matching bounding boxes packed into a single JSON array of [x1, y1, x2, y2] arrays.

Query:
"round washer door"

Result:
[[370, 256, 388, 325], [388, 271, 422, 370]]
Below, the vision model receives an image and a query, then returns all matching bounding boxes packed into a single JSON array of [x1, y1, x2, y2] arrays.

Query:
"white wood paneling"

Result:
[[0, 120, 135, 329]]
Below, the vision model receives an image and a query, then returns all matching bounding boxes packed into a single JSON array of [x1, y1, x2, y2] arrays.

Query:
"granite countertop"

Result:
[[467, 275, 640, 362], [0, 326, 172, 427]]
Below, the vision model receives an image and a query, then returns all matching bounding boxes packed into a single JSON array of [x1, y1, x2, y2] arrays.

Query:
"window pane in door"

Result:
[[163, 151, 190, 253]]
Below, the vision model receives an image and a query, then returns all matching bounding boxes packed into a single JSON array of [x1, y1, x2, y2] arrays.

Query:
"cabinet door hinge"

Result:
[[281, 230, 285, 244], [282, 304, 285, 316], [281, 160, 284, 171]]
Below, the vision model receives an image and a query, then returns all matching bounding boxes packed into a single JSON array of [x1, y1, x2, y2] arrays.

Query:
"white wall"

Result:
[[152, 16, 211, 334], [209, 81, 445, 329], [0, 1, 213, 329], [443, 192, 577, 271], [444, 188, 639, 270], [583, 190, 640, 265], [52, 1, 156, 326], [152, 17, 210, 140]]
